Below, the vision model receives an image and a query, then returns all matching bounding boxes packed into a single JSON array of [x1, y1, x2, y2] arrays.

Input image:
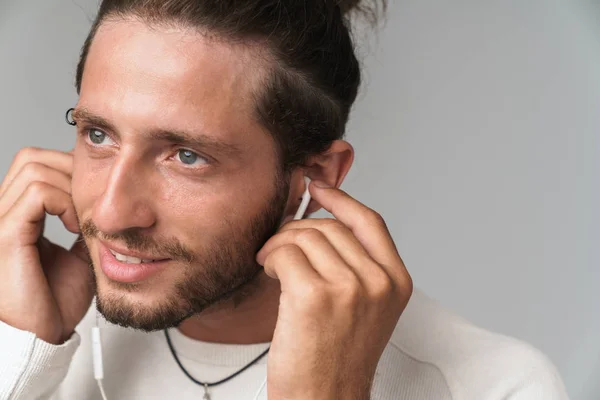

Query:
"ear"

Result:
[[289, 140, 354, 216]]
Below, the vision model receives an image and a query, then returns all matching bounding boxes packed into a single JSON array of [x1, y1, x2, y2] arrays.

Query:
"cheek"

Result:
[[159, 181, 255, 245], [71, 148, 106, 216], [161, 189, 229, 239]]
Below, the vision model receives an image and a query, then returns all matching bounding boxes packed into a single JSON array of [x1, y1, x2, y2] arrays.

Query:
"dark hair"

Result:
[[75, 0, 386, 172]]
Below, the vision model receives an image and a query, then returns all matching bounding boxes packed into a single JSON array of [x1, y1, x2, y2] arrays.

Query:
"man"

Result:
[[0, 0, 569, 399]]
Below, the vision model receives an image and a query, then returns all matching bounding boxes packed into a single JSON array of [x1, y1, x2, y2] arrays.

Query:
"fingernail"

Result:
[[313, 180, 331, 188]]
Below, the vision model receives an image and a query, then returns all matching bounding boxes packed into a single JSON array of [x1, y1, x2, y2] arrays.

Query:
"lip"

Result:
[[98, 240, 170, 283], [98, 240, 168, 261]]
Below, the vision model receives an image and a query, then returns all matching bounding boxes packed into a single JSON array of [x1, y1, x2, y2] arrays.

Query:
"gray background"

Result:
[[0, 1, 598, 399]]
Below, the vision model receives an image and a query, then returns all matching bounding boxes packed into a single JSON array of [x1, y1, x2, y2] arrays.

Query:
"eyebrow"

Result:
[[71, 107, 244, 158]]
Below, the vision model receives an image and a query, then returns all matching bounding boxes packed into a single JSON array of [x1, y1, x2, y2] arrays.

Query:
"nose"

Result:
[[92, 152, 156, 235]]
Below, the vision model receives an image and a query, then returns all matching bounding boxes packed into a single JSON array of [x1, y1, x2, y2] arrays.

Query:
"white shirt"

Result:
[[0, 289, 569, 399]]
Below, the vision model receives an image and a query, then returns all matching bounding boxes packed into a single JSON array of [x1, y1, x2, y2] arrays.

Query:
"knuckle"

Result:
[[320, 218, 347, 233], [336, 275, 362, 303], [340, 290, 361, 310], [357, 208, 385, 228], [320, 218, 341, 229], [366, 209, 386, 227], [25, 181, 49, 198], [15, 147, 40, 165], [390, 270, 413, 305], [21, 162, 46, 182], [265, 244, 300, 266], [338, 269, 360, 288], [369, 271, 394, 300], [294, 228, 323, 245], [400, 273, 414, 300], [275, 243, 301, 258]]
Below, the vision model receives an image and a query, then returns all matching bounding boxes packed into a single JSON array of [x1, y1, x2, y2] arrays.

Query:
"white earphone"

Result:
[[293, 176, 312, 221], [93, 176, 313, 400]]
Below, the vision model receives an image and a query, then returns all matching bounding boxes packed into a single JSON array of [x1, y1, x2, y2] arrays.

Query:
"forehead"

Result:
[[79, 17, 267, 140]]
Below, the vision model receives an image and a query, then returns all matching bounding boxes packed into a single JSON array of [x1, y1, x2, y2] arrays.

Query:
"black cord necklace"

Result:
[[164, 329, 270, 400]]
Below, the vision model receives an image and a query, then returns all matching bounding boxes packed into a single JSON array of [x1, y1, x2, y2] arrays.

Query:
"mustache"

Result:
[[80, 219, 195, 264]]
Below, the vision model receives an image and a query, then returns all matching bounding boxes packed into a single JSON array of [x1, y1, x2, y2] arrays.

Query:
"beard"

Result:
[[78, 172, 290, 332]]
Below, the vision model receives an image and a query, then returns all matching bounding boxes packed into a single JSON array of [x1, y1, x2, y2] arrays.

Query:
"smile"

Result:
[[108, 249, 157, 264]]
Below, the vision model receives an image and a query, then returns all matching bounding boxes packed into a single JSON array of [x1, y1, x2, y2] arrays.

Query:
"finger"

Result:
[[258, 228, 357, 284], [269, 219, 399, 299], [3, 182, 80, 245], [276, 218, 380, 281], [0, 148, 73, 198], [0, 162, 71, 217], [308, 182, 402, 270], [278, 219, 372, 267], [263, 244, 322, 293]]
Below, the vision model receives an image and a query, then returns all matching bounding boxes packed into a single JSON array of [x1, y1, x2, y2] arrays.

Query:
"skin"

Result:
[[0, 18, 412, 400]]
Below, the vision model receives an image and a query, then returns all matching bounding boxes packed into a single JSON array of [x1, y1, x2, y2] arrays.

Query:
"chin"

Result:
[[94, 271, 197, 331]]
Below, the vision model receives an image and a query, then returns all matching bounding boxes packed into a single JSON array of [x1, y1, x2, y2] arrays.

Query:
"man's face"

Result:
[[71, 18, 290, 330]]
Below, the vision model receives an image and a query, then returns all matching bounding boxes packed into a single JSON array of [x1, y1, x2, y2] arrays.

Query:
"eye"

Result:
[[87, 128, 115, 146], [175, 149, 208, 166]]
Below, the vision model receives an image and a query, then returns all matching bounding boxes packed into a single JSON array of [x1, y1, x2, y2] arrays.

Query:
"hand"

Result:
[[0, 147, 93, 345], [257, 180, 413, 400]]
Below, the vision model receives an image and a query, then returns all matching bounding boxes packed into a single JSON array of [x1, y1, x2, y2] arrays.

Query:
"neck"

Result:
[[177, 271, 280, 344]]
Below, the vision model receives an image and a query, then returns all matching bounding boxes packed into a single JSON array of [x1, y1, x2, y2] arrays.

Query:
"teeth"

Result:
[[109, 249, 154, 264]]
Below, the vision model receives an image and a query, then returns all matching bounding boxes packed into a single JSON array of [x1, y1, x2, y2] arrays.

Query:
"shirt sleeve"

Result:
[[504, 352, 570, 400], [0, 319, 80, 400]]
